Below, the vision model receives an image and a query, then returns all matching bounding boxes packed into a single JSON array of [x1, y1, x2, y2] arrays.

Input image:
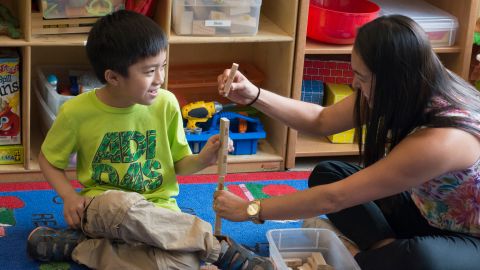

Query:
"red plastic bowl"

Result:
[[307, 0, 380, 44]]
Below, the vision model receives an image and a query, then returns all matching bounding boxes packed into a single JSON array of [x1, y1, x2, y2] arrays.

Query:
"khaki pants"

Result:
[[72, 190, 221, 270]]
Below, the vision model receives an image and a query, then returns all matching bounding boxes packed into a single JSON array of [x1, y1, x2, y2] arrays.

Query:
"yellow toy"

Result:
[[182, 101, 235, 130]]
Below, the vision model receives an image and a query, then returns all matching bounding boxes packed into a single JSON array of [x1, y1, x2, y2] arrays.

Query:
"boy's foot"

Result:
[[214, 235, 274, 270], [27, 226, 85, 262]]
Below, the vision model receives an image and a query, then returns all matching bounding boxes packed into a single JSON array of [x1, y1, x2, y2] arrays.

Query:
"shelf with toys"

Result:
[[0, 0, 299, 181], [285, 0, 479, 169]]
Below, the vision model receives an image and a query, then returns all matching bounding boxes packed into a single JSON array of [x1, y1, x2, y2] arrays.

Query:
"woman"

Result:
[[215, 15, 480, 270]]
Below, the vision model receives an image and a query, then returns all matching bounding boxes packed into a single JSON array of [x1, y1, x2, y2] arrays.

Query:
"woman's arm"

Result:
[[218, 69, 357, 136], [215, 127, 480, 221]]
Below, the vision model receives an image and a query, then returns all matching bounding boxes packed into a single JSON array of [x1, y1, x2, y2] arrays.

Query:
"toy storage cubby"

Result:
[[0, 0, 298, 181], [285, 0, 480, 168]]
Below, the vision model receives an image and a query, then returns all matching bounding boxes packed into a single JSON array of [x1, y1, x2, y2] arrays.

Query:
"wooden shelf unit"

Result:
[[0, 0, 299, 181], [286, 0, 480, 169]]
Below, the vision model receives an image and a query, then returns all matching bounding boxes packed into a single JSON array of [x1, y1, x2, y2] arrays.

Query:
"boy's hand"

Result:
[[198, 134, 234, 166], [63, 193, 92, 229]]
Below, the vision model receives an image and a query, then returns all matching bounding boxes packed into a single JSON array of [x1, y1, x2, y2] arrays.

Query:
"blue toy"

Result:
[[185, 111, 266, 155], [47, 74, 58, 87]]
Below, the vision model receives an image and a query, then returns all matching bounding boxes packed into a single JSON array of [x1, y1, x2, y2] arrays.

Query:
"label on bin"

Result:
[[205, 20, 231, 27]]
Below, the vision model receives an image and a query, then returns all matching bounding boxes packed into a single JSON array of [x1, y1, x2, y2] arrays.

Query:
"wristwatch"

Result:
[[247, 199, 265, 224]]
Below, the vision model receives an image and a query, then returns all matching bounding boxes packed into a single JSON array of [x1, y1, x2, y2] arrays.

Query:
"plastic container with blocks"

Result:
[[41, 0, 126, 19], [372, 0, 458, 47], [172, 0, 262, 36], [36, 65, 103, 115], [307, 0, 380, 44], [267, 228, 361, 270]]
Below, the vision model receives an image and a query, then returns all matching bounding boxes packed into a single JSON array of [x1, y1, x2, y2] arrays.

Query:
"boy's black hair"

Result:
[[353, 15, 480, 166], [86, 10, 168, 83]]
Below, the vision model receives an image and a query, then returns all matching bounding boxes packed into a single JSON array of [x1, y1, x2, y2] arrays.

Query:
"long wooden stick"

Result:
[[214, 118, 230, 235], [223, 63, 239, 97]]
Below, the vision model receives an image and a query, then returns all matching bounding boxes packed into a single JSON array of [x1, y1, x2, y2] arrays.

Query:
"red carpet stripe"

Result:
[[0, 171, 311, 191]]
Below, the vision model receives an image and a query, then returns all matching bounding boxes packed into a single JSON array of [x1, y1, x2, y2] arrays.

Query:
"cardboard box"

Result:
[[324, 83, 355, 143], [0, 145, 23, 165], [0, 49, 21, 145]]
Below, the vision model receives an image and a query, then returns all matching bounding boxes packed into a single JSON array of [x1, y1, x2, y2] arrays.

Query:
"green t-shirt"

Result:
[[41, 89, 191, 212]]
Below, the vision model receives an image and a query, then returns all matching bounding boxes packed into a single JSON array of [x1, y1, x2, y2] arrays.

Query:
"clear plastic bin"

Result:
[[267, 228, 361, 270], [172, 0, 262, 36], [372, 0, 458, 47], [36, 65, 103, 115], [33, 83, 55, 135], [41, 0, 125, 19]]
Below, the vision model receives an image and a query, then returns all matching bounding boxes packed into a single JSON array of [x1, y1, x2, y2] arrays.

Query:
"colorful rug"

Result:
[[0, 171, 311, 270]]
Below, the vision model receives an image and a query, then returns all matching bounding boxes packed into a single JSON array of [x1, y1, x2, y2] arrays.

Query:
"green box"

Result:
[[0, 145, 23, 165]]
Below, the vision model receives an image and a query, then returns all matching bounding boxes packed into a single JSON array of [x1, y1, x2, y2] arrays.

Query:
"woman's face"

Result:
[[351, 50, 374, 107]]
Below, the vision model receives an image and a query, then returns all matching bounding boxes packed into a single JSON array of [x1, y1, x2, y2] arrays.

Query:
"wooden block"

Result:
[[284, 257, 303, 268], [311, 252, 327, 266], [299, 263, 312, 270], [186, 0, 210, 19], [307, 257, 318, 269], [223, 63, 238, 97], [230, 14, 257, 34], [223, 0, 251, 15], [172, 2, 193, 35], [210, 10, 228, 20], [192, 20, 216, 35]]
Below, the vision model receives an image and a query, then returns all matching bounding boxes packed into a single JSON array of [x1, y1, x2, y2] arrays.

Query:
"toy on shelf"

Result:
[[181, 101, 236, 131], [0, 4, 21, 39], [185, 111, 266, 155]]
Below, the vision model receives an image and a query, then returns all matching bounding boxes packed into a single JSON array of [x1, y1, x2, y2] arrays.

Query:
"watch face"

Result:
[[247, 203, 259, 215]]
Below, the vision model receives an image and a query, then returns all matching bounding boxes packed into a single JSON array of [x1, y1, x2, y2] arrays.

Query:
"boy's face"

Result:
[[115, 51, 167, 106]]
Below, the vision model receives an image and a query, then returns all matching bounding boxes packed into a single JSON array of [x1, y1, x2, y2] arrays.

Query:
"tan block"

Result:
[[192, 20, 215, 35], [284, 257, 303, 268]]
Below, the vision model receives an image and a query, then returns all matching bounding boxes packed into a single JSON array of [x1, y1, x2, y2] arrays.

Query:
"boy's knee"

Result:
[[96, 190, 145, 208]]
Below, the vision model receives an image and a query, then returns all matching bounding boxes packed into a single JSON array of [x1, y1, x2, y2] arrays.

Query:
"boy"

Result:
[[27, 10, 273, 270]]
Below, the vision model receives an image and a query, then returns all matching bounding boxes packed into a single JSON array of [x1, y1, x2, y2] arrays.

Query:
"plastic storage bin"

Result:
[[267, 228, 360, 270], [307, 0, 380, 44], [33, 83, 55, 135], [36, 65, 104, 115], [185, 111, 266, 155], [372, 0, 458, 47], [172, 0, 262, 36], [41, 0, 126, 19]]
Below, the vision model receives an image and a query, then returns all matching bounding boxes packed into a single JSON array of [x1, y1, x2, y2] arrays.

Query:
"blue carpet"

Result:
[[0, 178, 308, 269]]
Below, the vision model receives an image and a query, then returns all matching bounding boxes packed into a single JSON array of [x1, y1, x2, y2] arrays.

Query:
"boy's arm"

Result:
[[174, 154, 209, 175], [174, 134, 224, 175], [39, 151, 91, 228]]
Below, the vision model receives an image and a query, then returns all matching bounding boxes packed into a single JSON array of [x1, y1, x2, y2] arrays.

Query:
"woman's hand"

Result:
[[217, 69, 259, 105], [62, 193, 92, 229], [213, 190, 250, 222], [198, 134, 234, 166]]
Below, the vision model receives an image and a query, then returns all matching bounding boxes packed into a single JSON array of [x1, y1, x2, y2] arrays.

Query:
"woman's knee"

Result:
[[308, 160, 351, 187]]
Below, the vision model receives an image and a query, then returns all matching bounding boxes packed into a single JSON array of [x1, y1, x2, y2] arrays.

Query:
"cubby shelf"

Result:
[[0, 0, 299, 181], [285, 0, 479, 169]]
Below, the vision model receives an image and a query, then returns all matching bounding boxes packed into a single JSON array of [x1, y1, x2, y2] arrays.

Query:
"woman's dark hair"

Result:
[[353, 15, 480, 166], [86, 10, 168, 83]]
